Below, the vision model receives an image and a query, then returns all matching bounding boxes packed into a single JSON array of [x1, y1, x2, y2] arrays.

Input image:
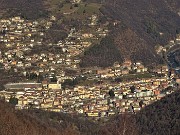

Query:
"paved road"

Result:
[[166, 46, 180, 74]]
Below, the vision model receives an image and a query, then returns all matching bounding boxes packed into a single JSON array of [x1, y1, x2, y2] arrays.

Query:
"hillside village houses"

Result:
[[72, 0, 81, 4], [0, 15, 178, 119], [0, 58, 175, 118], [0, 75, 174, 117], [0, 15, 109, 75]]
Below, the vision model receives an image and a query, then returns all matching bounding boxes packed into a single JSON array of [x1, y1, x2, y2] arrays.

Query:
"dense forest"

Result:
[[0, 100, 64, 135], [80, 36, 122, 67], [0, 0, 48, 20], [136, 90, 180, 135]]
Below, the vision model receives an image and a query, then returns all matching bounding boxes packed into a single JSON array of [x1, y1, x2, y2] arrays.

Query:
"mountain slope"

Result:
[[0, 100, 62, 135], [80, 36, 123, 67], [0, 0, 48, 20], [81, 0, 180, 67], [99, 89, 180, 135], [104, 0, 180, 56], [113, 27, 161, 65], [0, 100, 100, 135], [103, 0, 180, 44], [136, 90, 180, 135]]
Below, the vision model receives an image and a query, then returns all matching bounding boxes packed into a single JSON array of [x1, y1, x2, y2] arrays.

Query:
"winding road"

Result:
[[166, 44, 180, 74]]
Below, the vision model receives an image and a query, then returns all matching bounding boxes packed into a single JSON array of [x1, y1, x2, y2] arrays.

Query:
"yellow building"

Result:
[[86, 111, 99, 117], [49, 83, 61, 90]]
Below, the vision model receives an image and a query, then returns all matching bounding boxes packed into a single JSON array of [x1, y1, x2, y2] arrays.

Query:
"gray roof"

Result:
[[4, 83, 42, 90]]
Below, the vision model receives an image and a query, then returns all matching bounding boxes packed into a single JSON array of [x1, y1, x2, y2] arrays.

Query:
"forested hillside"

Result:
[[80, 36, 122, 67], [0, 100, 63, 135], [99, 89, 180, 135], [81, 0, 180, 67], [136, 90, 180, 135], [0, 0, 48, 20], [0, 100, 99, 135]]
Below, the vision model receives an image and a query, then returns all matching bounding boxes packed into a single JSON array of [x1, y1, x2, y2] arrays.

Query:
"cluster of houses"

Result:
[[105, 60, 148, 77], [0, 15, 108, 79], [0, 16, 52, 46], [0, 75, 175, 118], [0, 16, 178, 119], [0, 16, 54, 71], [156, 34, 180, 54], [59, 25, 108, 58], [72, 0, 81, 4]]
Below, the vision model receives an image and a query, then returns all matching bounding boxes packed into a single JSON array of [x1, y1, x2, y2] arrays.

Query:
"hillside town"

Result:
[[0, 15, 179, 120]]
